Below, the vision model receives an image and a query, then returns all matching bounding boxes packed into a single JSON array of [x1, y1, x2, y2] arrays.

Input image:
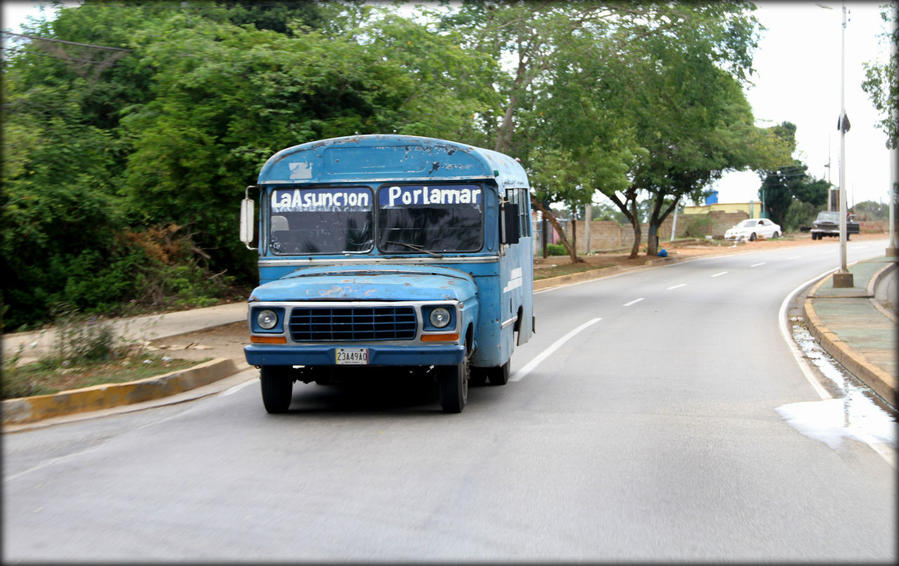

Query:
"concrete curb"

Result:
[[868, 262, 898, 323], [802, 277, 896, 407], [2, 358, 240, 425], [534, 256, 685, 291]]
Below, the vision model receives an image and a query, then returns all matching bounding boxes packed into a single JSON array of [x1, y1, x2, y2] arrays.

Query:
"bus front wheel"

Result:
[[260, 366, 293, 414], [438, 357, 469, 413]]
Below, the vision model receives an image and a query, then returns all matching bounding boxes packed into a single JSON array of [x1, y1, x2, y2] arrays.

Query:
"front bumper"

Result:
[[244, 343, 465, 367]]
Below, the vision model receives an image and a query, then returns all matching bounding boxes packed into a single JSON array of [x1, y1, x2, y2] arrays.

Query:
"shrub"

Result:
[[546, 243, 567, 256], [50, 304, 128, 365], [684, 214, 713, 238], [784, 200, 819, 232]]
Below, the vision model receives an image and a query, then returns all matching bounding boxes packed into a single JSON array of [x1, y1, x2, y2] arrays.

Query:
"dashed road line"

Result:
[[666, 283, 687, 290], [711, 271, 728, 278], [751, 262, 766, 268], [623, 298, 645, 307]]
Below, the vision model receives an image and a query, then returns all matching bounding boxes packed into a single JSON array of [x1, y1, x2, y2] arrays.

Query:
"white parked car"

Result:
[[724, 218, 781, 241]]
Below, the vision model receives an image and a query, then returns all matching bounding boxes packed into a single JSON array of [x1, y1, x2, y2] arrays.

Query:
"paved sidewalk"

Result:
[[3, 301, 247, 366], [2, 302, 249, 427], [804, 256, 898, 407]]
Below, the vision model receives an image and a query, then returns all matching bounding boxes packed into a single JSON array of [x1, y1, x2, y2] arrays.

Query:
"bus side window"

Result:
[[518, 188, 531, 237]]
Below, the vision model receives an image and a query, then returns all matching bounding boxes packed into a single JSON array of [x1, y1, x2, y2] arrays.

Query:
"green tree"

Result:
[[862, 3, 898, 150], [758, 122, 829, 228], [760, 163, 829, 228], [524, 2, 789, 257], [1, 1, 497, 328]]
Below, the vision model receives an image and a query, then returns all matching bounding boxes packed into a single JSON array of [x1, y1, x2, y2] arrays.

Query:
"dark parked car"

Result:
[[810, 211, 860, 240]]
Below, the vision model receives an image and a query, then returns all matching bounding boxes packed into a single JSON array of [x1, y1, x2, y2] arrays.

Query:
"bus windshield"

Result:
[[268, 184, 484, 255], [269, 187, 373, 254], [377, 184, 483, 253]]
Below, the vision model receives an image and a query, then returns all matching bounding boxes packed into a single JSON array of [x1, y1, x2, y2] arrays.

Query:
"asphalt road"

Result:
[[3, 239, 895, 561]]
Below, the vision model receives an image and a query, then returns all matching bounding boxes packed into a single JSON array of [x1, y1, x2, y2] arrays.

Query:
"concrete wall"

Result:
[[683, 202, 763, 217], [859, 220, 889, 233], [679, 210, 750, 238], [540, 216, 687, 254], [534, 209, 769, 254]]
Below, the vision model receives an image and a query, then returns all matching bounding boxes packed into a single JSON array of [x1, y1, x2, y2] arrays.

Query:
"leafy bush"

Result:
[[51, 305, 124, 365], [546, 243, 568, 256], [684, 214, 713, 238], [784, 200, 819, 232]]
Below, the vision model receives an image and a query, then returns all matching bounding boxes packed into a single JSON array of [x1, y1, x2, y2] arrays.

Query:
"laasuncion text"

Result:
[[271, 189, 371, 213]]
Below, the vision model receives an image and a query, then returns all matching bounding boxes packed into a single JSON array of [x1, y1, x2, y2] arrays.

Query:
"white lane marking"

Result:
[[623, 298, 645, 307], [711, 271, 728, 278], [778, 269, 835, 402], [786, 255, 801, 260], [778, 263, 895, 468], [510, 317, 602, 382], [223, 379, 256, 396], [666, 283, 687, 290], [751, 262, 766, 268]]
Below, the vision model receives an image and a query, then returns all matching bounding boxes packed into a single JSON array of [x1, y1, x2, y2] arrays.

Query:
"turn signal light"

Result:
[[251, 335, 287, 344], [421, 333, 459, 343]]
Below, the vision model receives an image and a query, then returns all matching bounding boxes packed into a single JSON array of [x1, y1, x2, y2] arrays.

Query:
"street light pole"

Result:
[[833, 1, 854, 288], [888, 23, 898, 257]]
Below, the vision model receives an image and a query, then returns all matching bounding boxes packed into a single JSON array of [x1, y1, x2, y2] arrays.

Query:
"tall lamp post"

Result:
[[833, 1, 854, 288], [888, 27, 898, 257]]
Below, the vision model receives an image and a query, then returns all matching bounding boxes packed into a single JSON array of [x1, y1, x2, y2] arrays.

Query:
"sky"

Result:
[[2, 1, 895, 207], [713, 1, 895, 207]]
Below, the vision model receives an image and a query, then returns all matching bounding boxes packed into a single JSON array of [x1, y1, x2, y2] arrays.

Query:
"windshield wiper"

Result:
[[384, 240, 443, 258]]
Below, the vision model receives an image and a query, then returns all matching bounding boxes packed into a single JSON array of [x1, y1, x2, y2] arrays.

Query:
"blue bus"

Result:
[[239, 135, 534, 413]]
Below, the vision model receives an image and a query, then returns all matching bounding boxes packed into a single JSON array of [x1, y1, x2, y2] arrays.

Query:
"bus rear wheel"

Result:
[[260, 366, 293, 414], [438, 357, 469, 413]]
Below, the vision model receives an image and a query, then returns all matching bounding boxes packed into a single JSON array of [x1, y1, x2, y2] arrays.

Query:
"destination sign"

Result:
[[271, 188, 372, 213], [379, 185, 482, 208]]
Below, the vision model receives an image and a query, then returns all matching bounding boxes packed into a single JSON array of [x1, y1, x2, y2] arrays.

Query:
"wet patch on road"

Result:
[[776, 318, 896, 454]]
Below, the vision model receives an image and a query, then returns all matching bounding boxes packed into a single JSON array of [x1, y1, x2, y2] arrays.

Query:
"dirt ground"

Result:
[[153, 231, 892, 363]]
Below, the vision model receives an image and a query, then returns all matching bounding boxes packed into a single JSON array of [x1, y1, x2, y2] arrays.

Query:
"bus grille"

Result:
[[288, 306, 417, 342]]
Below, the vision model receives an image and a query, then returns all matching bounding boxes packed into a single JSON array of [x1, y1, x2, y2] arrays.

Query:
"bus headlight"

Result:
[[429, 307, 452, 329], [256, 309, 279, 330]]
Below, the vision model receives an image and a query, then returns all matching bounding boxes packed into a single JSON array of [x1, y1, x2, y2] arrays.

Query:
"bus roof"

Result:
[[257, 134, 529, 189]]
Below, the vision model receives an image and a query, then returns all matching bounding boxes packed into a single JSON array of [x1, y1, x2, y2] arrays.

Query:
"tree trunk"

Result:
[[542, 217, 548, 258], [646, 224, 660, 257], [571, 218, 577, 262], [607, 189, 641, 259], [532, 200, 582, 263], [629, 220, 642, 258], [628, 197, 641, 258], [646, 195, 680, 257]]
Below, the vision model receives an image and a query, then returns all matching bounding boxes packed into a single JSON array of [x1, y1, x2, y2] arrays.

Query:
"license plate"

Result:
[[335, 347, 369, 365]]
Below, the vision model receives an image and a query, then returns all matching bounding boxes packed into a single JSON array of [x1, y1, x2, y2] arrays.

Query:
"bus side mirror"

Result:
[[240, 186, 256, 250], [501, 202, 520, 245]]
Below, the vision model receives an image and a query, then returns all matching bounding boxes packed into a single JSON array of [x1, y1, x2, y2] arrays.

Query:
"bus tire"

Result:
[[487, 361, 510, 386], [260, 366, 292, 414], [438, 357, 469, 413]]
